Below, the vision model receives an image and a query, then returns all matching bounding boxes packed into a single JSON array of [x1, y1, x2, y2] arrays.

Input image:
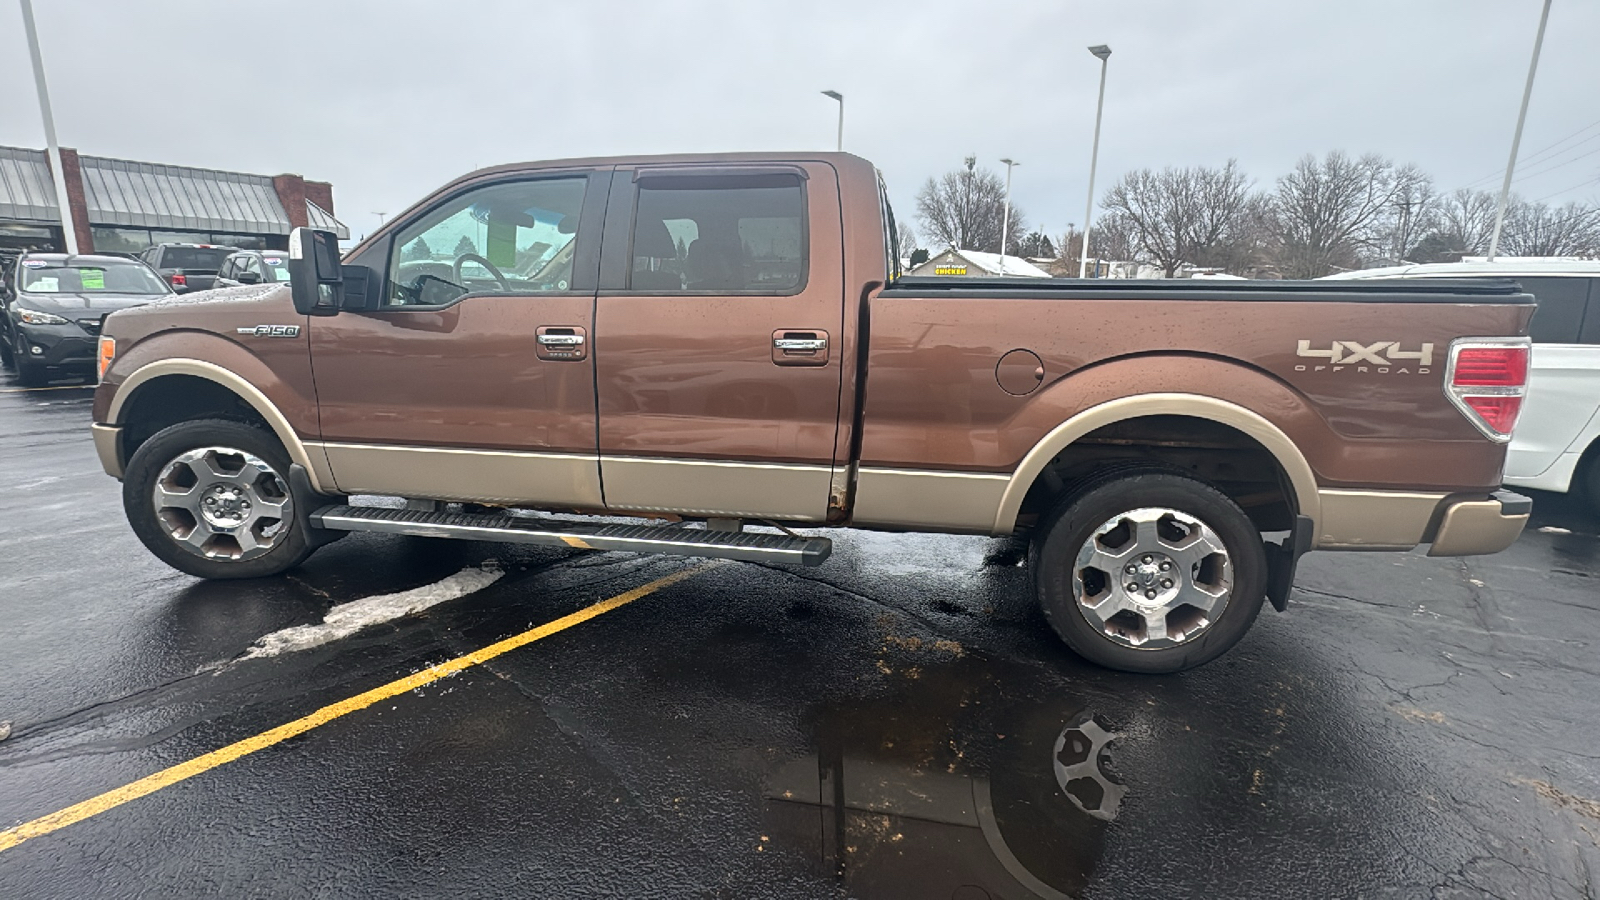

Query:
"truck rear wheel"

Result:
[[1031, 468, 1267, 674], [123, 419, 317, 580]]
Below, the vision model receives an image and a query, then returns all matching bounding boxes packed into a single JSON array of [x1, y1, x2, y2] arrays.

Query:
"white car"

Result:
[[1326, 258, 1600, 508]]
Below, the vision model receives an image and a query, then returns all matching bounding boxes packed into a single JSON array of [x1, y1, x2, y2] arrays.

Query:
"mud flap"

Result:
[[289, 464, 347, 549], [1264, 515, 1314, 612]]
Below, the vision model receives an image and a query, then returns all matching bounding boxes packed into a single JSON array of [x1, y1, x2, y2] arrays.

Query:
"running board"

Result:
[[309, 505, 832, 566]]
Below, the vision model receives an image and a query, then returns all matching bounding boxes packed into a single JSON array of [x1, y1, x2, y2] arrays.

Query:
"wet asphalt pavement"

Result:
[[2, 371, 1600, 899]]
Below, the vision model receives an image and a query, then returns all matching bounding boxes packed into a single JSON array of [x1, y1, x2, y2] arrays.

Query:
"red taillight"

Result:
[[1452, 346, 1528, 386], [1462, 395, 1523, 434], [169, 273, 187, 287], [1446, 339, 1531, 441]]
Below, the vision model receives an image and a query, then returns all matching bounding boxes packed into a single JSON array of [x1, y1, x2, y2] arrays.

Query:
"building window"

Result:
[[91, 226, 155, 254]]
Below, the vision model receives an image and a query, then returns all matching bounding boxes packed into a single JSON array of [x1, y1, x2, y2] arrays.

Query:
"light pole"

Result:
[[821, 90, 843, 152], [19, 0, 78, 255], [1079, 44, 1112, 278], [999, 158, 1019, 268], [1488, 0, 1553, 261]]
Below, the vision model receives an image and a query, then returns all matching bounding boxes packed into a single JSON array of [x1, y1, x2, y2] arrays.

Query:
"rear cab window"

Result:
[[157, 247, 233, 271], [1522, 277, 1597, 344]]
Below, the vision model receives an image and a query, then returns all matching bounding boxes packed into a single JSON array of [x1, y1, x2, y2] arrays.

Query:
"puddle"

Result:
[[765, 655, 1122, 899]]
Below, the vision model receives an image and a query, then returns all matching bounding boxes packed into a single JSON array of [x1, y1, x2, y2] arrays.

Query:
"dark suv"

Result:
[[137, 243, 238, 293], [1, 253, 171, 385], [214, 250, 293, 287]]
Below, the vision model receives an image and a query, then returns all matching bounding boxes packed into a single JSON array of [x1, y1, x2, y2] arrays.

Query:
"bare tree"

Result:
[[896, 221, 919, 256], [1087, 211, 1136, 264], [1379, 166, 1437, 264], [916, 156, 1026, 253], [1270, 151, 1415, 278], [1501, 200, 1600, 256], [1426, 189, 1500, 259], [1101, 161, 1253, 277]]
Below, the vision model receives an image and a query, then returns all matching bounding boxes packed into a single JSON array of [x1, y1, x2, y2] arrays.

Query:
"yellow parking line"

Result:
[[0, 561, 716, 854], [0, 384, 95, 393]]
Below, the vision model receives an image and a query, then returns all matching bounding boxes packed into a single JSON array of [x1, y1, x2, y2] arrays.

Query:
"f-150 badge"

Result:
[[236, 325, 301, 338], [1295, 340, 1432, 373]]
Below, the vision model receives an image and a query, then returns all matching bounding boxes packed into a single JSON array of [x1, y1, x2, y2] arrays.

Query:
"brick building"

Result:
[[0, 145, 345, 254]]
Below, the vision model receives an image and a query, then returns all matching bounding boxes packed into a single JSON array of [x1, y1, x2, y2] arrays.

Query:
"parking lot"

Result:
[[0, 369, 1596, 899]]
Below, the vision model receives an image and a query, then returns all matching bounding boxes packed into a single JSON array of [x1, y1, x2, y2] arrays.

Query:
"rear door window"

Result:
[[1522, 277, 1589, 344], [628, 173, 806, 293]]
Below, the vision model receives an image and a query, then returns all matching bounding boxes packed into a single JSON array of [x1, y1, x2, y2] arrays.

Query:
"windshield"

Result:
[[261, 255, 291, 282], [20, 261, 170, 295], [158, 248, 232, 271]]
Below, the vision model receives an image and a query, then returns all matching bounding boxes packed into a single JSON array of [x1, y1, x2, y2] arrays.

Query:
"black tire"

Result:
[[1579, 447, 1600, 515], [123, 419, 318, 579], [1031, 467, 1267, 674], [0, 330, 14, 370]]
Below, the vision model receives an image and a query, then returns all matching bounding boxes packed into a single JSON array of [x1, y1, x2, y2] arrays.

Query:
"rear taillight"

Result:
[[169, 273, 186, 287], [1445, 339, 1530, 442]]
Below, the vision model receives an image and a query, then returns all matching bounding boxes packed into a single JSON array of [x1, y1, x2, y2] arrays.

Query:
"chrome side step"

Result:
[[310, 505, 832, 566]]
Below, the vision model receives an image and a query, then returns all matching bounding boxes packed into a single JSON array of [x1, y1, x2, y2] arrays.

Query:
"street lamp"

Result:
[[19, 0, 78, 255], [1079, 44, 1112, 279], [999, 158, 1019, 269], [1488, 0, 1552, 261], [821, 90, 843, 152]]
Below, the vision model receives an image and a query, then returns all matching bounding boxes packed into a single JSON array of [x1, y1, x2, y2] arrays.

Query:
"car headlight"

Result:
[[17, 308, 71, 326]]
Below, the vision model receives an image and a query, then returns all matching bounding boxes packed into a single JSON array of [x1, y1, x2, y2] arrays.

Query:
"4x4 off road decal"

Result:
[[236, 325, 301, 338], [1295, 340, 1433, 374]]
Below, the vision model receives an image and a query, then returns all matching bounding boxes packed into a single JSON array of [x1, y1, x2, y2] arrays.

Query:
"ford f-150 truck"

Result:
[[88, 152, 1535, 673]]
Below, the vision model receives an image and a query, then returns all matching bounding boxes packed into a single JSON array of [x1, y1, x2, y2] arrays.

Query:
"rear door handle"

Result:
[[772, 329, 829, 366], [773, 337, 826, 351]]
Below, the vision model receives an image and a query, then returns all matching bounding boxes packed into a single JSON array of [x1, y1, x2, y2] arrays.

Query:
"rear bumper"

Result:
[[1426, 490, 1531, 557]]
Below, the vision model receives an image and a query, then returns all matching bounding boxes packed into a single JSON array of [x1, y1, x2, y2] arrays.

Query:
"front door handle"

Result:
[[772, 329, 829, 367], [535, 326, 587, 361]]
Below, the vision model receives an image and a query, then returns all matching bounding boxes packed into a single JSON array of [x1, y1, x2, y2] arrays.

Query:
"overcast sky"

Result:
[[3, 0, 1598, 244]]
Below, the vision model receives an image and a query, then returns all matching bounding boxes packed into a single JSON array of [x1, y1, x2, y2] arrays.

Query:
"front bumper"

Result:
[[1426, 490, 1532, 557], [92, 424, 124, 479], [14, 323, 95, 368]]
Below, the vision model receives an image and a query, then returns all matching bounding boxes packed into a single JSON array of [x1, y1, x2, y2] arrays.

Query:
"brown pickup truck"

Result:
[[89, 152, 1535, 673]]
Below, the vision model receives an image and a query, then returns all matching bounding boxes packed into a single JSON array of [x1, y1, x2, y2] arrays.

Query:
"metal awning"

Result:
[[79, 155, 291, 235], [0, 147, 59, 225], [305, 199, 349, 240]]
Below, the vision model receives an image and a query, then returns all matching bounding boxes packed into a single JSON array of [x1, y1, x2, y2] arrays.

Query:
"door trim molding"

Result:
[[312, 442, 603, 507]]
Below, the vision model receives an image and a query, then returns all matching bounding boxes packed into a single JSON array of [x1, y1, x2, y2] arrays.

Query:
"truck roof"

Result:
[[1324, 257, 1600, 279]]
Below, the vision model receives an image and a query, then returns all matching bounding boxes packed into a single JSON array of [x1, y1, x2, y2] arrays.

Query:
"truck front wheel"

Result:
[[123, 419, 317, 579], [1031, 468, 1267, 674]]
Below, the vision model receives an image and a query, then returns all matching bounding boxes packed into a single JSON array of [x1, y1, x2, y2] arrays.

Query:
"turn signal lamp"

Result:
[[97, 336, 115, 382], [1444, 340, 1530, 441]]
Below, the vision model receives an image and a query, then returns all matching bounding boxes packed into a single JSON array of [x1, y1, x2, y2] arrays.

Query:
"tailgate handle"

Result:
[[773, 337, 827, 351]]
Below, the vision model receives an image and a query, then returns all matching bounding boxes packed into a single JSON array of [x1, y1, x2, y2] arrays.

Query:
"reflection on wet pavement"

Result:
[[766, 655, 1120, 899]]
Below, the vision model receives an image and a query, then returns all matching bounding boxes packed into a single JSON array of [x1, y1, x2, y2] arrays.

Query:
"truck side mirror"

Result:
[[237, 270, 262, 285], [287, 227, 342, 316]]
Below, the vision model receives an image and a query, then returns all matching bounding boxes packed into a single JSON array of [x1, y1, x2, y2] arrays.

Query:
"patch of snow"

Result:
[[1538, 526, 1572, 534], [245, 564, 503, 659]]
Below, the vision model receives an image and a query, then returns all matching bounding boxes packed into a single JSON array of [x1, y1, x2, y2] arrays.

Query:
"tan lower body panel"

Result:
[[852, 467, 1010, 533], [314, 442, 603, 508], [600, 457, 833, 521], [91, 424, 123, 478], [1315, 488, 1449, 550], [1427, 499, 1529, 556]]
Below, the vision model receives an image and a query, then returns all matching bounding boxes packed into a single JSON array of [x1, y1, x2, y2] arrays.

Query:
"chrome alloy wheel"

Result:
[[151, 446, 293, 561], [1071, 506, 1232, 649]]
